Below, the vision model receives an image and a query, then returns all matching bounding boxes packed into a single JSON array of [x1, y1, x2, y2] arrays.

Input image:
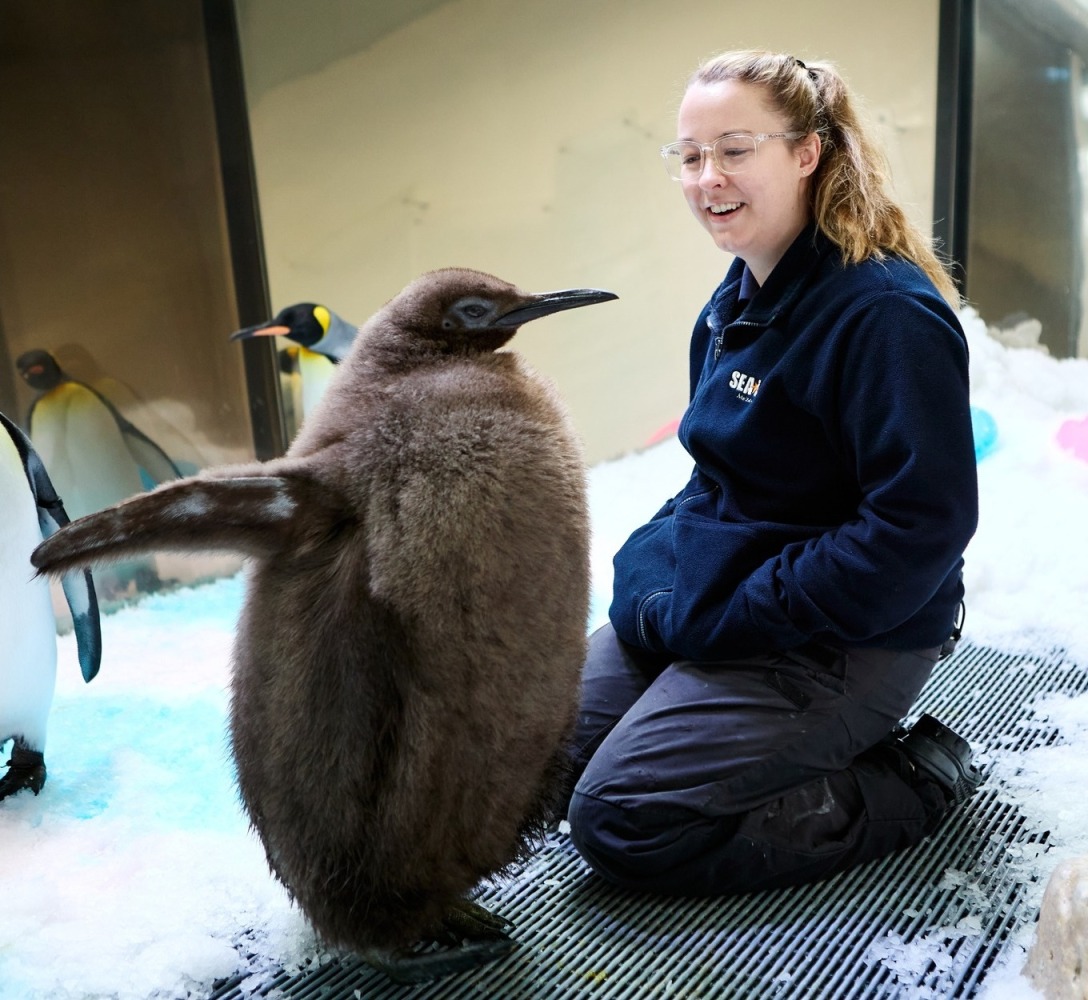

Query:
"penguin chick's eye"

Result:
[[443, 297, 496, 330]]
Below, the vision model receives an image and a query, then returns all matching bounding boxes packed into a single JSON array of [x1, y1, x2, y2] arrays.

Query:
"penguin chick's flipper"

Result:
[[0, 409, 101, 682], [31, 473, 344, 579], [0, 742, 47, 802], [361, 900, 516, 985]]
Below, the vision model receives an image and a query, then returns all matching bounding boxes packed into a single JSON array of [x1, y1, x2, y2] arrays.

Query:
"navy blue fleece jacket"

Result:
[[609, 225, 978, 658]]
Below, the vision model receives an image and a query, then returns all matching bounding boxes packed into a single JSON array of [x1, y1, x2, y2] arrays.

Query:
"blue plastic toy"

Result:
[[971, 406, 998, 461]]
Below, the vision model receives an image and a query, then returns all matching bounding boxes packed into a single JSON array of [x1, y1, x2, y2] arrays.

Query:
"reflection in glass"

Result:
[[969, 0, 1088, 358], [0, 1, 254, 600]]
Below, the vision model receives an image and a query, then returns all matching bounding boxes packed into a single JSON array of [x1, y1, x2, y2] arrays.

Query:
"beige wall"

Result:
[[237, 0, 941, 464]]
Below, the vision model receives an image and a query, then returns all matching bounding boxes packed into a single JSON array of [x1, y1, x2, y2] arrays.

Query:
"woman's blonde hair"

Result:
[[689, 50, 959, 305]]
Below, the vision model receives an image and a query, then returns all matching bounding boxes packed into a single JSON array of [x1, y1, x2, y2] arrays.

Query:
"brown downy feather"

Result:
[[32, 268, 605, 950]]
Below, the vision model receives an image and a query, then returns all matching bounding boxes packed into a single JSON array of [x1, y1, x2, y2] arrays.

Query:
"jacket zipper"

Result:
[[637, 590, 670, 647], [714, 318, 763, 360], [677, 485, 717, 510]]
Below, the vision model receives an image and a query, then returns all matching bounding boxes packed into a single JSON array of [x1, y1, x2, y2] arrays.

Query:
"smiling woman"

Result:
[[671, 52, 958, 302], [670, 80, 820, 283], [563, 49, 982, 902]]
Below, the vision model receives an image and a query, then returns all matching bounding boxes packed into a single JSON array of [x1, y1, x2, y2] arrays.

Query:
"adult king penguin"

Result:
[[0, 409, 101, 801], [33, 269, 616, 980], [19, 349, 184, 597], [17, 349, 182, 517], [231, 303, 358, 421]]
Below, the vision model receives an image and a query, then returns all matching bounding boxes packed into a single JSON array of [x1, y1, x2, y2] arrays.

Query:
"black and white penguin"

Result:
[[18, 349, 185, 598], [0, 409, 101, 801], [32, 269, 615, 980], [231, 303, 358, 421], [18, 349, 183, 519]]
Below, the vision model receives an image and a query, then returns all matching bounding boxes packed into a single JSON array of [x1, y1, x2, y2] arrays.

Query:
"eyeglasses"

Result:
[[660, 132, 807, 180]]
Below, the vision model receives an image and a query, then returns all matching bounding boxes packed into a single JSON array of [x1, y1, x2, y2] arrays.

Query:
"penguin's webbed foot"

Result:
[[0, 746, 46, 802], [361, 899, 515, 984], [441, 896, 515, 940]]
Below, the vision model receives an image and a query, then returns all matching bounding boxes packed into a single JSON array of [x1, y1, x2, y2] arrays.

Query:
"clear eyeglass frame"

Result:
[[660, 132, 807, 180]]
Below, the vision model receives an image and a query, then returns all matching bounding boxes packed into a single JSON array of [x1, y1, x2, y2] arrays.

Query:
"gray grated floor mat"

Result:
[[208, 643, 1086, 999]]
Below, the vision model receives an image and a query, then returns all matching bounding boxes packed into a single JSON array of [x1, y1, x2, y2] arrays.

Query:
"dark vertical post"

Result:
[[933, 0, 976, 292], [201, 0, 287, 460], [0, 309, 18, 422]]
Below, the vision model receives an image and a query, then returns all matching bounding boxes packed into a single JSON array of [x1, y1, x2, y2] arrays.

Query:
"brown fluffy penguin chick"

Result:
[[31, 269, 615, 975]]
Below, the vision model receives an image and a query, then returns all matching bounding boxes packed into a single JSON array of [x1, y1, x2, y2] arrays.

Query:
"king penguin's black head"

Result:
[[230, 303, 326, 349], [389, 268, 617, 355], [17, 349, 65, 392]]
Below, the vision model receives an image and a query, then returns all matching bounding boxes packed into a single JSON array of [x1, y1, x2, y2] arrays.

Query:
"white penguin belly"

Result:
[[32, 383, 145, 519], [298, 349, 336, 420], [0, 430, 57, 750]]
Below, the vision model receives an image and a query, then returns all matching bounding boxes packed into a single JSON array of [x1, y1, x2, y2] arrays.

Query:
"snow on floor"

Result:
[[1, 308, 1087, 999]]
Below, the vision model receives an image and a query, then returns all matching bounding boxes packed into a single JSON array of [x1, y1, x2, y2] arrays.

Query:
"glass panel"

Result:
[[969, 0, 1088, 358], [0, 1, 251, 600]]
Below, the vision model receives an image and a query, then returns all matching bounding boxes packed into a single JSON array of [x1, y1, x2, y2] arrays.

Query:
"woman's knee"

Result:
[[567, 788, 727, 890], [567, 789, 634, 884]]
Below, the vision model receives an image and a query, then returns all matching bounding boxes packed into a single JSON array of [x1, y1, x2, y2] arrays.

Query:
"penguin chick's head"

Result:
[[16, 349, 64, 391], [386, 268, 618, 355], [230, 303, 328, 350]]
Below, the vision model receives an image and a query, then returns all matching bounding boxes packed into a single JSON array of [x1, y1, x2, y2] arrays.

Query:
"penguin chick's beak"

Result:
[[229, 324, 291, 342], [494, 288, 618, 328]]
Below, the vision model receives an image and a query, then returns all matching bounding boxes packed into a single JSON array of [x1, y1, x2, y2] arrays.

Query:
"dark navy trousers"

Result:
[[565, 624, 943, 895]]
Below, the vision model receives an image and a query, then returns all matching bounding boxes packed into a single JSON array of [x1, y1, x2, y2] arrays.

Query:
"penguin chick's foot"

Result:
[[0, 745, 46, 801], [361, 899, 516, 984]]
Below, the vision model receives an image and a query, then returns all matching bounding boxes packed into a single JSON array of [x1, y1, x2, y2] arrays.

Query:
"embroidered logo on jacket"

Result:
[[729, 370, 761, 401]]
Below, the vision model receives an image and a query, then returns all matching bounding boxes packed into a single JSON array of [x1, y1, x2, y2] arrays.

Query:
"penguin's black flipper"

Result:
[[30, 472, 347, 578], [362, 900, 516, 984], [122, 430, 184, 489], [31, 466, 102, 684], [81, 383, 183, 487], [0, 410, 101, 683], [58, 569, 103, 684]]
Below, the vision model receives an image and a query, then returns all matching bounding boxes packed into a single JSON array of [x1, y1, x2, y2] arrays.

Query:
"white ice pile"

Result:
[[959, 308, 1088, 667]]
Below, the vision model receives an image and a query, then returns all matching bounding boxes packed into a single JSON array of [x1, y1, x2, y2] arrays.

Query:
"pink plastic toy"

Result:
[[1057, 415, 1088, 462]]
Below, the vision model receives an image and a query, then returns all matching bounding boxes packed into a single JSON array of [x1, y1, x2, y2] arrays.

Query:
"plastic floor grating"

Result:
[[207, 643, 1085, 999]]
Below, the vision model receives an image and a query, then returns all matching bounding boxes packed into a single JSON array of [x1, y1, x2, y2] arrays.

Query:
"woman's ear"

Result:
[[798, 133, 821, 177]]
